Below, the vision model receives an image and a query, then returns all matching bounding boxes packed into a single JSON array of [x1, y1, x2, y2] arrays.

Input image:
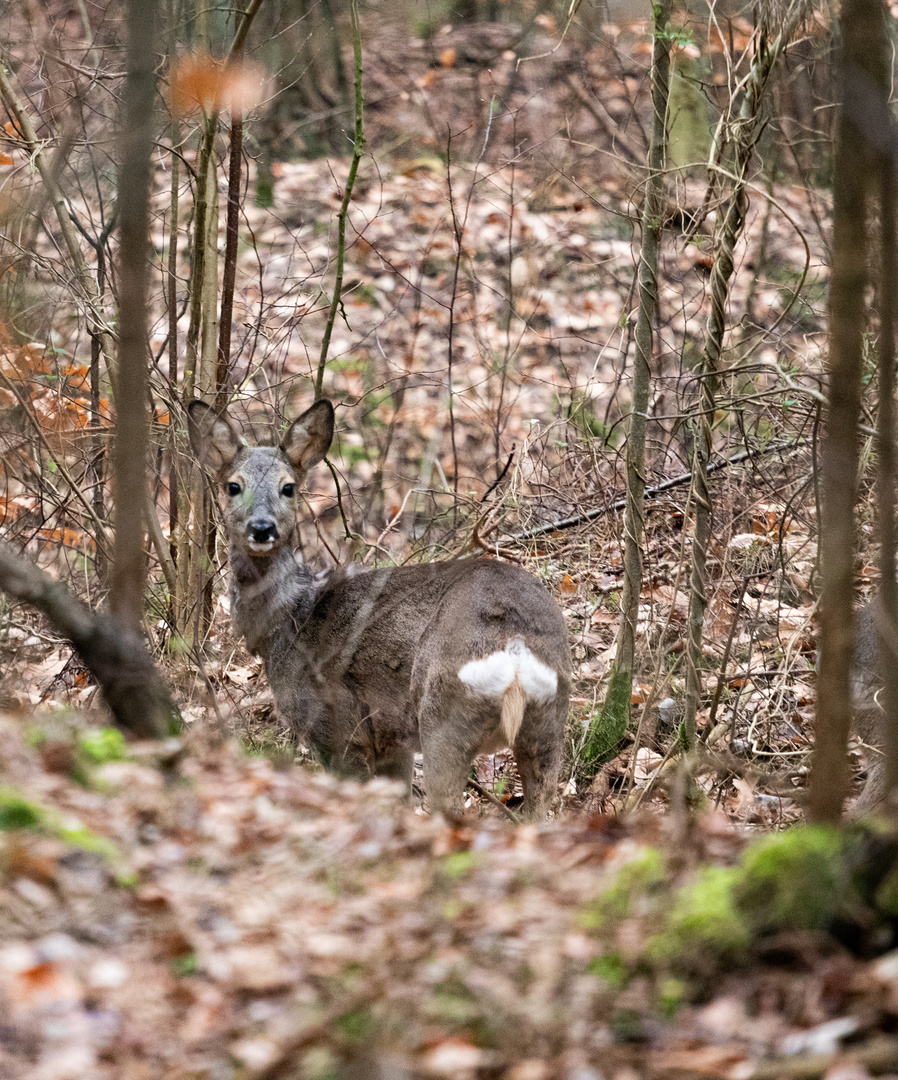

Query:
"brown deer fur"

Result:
[[188, 398, 571, 818]]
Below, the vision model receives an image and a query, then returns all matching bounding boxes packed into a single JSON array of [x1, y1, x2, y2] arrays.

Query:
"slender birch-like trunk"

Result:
[[582, 0, 672, 773]]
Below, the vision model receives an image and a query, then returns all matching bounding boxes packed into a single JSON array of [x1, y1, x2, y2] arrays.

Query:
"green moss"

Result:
[[581, 848, 666, 930], [875, 863, 898, 916], [441, 851, 483, 879], [56, 822, 120, 862], [78, 727, 128, 765], [586, 952, 629, 989], [611, 1008, 645, 1043], [442, 898, 466, 920], [172, 952, 199, 978], [649, 866, 749, 966], [0, 789, 45, 831], [658, 977, 687, 1018], [334, 1005, 375, 1043], [0, 786, 122, 871], [581, 666, 632, 772], [736, 826, 852, 933]]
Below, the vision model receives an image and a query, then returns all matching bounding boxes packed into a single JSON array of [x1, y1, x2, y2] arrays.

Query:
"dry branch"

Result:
[[0, 63, 116, 367], [500, 438, 806, 544], [0, 543, 176, 738]]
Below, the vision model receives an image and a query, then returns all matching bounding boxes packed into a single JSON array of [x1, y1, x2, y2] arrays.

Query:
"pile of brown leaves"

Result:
[[3, 713, 898, 1080]]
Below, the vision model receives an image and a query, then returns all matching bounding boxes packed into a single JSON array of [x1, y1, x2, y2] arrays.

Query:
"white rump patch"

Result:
[[458, 637, 557, 703]]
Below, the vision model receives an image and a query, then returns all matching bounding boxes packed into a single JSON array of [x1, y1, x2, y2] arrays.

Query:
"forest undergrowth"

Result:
[[5, 710, 898, 1080], [0, 3, 892, 1077]]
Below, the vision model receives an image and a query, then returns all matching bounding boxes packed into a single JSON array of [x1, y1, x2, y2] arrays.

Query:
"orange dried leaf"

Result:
[[38, 526, 94, 550], [560, 573, 577, 595], [0, 153, 13, 166], [169, 54, 262, 117], [170, 54, 225, 114], [440, 47, 457, 68]]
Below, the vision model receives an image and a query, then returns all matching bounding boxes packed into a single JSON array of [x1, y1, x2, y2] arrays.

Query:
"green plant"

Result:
[[78, 726, 129, 764]]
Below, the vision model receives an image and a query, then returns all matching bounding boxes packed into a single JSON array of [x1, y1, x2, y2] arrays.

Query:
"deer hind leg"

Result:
[[417, 694, 483, 820], [514, 703, 564, 820]]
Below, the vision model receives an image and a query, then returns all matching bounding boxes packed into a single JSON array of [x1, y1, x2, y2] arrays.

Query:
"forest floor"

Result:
[[3, 711, 898, 1080], [1, 8, 888, 1079]]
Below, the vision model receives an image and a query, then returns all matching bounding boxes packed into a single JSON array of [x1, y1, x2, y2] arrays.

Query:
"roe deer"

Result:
[[188, 398, 572, 818]]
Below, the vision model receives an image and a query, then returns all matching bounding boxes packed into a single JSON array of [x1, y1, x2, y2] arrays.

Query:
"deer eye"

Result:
[[281, 483, 295, 498], [226, 482, 242, 497]]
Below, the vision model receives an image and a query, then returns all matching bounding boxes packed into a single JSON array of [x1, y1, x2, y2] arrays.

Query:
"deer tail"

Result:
[[500, 676, 527, 746]]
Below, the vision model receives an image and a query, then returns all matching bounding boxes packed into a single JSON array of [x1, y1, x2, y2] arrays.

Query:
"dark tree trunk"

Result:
[[110, 0, 159, 629], [811, 0, 887, 823], [877, 51, 898, 813]]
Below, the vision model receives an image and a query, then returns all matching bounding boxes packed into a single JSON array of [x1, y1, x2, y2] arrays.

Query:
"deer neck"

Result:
[[229, 544, 314, 658]]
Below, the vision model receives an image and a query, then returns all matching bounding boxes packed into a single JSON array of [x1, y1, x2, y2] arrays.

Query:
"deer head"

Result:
[[187, 399, 334, 560]]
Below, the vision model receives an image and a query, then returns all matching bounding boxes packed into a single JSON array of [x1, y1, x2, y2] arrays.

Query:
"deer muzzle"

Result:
[[247, 520, 278, 553]]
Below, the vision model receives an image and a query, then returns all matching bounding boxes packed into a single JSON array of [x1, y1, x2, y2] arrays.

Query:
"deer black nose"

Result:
[[248, 521, 278, 543]]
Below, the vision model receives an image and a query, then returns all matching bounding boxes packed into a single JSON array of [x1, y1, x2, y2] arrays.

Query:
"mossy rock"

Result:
[[648, 866, 750, 970], [735, 826, 859, 934]]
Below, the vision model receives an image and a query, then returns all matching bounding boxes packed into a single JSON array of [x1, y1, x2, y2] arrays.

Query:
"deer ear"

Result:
[[187, 400, 242, 471], [281, 400, 335, 472]]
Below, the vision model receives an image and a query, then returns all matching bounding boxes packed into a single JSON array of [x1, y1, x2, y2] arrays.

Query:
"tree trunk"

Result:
[[110, 0, 158, 629], [879, 138, 898, 812], [582, 0, 671, 773], [810, 0, 885, 823], [680, 8, 806, 748]]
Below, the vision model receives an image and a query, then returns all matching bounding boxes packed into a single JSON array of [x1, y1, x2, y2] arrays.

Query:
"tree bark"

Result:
[[315, 0, 364, 399], [110, 0, 158, 629], [811, 0, 885, 823], [582, 0, 671, 772], [879, 137, 898, 812]]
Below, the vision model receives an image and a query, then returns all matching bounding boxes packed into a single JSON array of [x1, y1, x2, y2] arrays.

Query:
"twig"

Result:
[[361, 486, 417, 565], [324, 458, 352, 540], [481, 448, 515, 502], [227, 0, 265, 61], [0, 63, 117, 366], [501, 437, 807, 543], [466, 778, 522, 824], [0, 364, 112, 557], [314, 0, 364, 398], [217, 0, 266, 410], [313, 516, 341, 566], [145, 492, 178, 595], [704, 576, 750, 735]]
